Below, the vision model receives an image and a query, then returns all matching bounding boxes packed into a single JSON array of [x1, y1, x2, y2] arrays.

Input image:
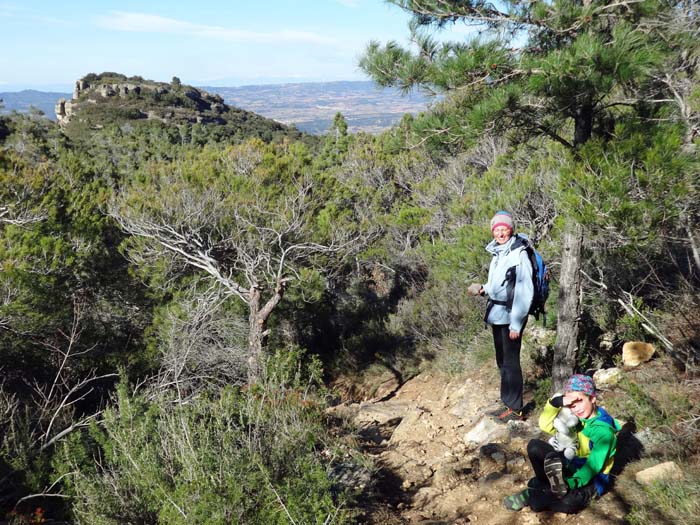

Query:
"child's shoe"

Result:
[[544, 454, 568, 498], [503, 488, 529, 511]]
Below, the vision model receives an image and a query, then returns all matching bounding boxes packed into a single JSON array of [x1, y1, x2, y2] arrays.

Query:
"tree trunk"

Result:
[[573, 103, 594, 147], [247, 287, 264, 382], [246, 280, 287, 383], [552, 222, 583, 392]]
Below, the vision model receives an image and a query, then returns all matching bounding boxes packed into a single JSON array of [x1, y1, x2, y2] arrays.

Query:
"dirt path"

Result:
[[332, 369, 630, 525]]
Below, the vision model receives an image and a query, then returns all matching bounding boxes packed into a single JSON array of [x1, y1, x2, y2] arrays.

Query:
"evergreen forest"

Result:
[[0, 1, 699, 523]]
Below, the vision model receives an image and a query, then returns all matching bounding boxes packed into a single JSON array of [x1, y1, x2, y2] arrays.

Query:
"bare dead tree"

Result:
[[0, 163, 49, 227], [0, 204, 47, 226], [153, 283, 249, 401], [32, 301, 117, 452], [650, 6, 700, 146], [110, 155, 370, 380], [0, 277, 20, 332], [0, 301, 117, 508]]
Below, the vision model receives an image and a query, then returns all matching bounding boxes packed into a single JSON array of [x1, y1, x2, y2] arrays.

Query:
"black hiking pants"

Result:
[[492, 324, 524, 412], [526, 439, 598, 514]]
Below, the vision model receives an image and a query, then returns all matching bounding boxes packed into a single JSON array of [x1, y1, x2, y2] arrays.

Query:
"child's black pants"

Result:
[[526, 439, 598, 514]]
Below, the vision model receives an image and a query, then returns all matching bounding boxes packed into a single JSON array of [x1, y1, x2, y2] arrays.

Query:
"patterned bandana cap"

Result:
[[565, 374, 596, 396], [490, 210, 514, 232]]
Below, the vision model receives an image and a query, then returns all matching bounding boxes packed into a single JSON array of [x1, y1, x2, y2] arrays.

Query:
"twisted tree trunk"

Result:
[[246, 278, 288, 382], [248, 287, 265, 382], [552, 222, 583, 392]]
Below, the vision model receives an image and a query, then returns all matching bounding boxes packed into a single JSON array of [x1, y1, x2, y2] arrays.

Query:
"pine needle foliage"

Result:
[[361, 0, 679, 150]]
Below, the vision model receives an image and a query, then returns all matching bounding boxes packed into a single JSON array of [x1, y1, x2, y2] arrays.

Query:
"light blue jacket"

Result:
[[482, 234, 534, 333]]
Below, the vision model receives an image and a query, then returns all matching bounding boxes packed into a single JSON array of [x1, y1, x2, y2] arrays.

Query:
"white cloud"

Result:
[[96, 11, 337, 46]]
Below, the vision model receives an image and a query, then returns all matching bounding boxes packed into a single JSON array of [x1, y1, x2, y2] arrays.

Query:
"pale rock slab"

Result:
[[635, 461, 683, 485], [390, 409, 428, 445], [463, 417, 509, 445], [354, 400, 411, 427], [622, 341, 655, 367]]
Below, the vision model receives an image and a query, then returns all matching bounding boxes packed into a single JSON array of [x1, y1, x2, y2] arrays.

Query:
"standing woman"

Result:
[[468, 211, 534, 423]]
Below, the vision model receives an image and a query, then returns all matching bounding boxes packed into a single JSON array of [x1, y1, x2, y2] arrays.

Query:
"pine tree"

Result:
[[360, 0, 678, 149], [360, 0, 697, 388]]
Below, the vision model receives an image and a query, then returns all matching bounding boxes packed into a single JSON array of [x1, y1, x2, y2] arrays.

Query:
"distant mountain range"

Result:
[[1, 81, 433, 134], [0, 89, 70, 119]]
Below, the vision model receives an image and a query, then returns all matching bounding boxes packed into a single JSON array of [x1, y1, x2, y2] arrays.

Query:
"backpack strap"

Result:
[[484, 298, 508, 324], [510, 234, 530, 251]]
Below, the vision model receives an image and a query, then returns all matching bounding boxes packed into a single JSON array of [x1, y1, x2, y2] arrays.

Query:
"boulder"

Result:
[[622, 341, 655, 367], [55, 99, 73, 125], [328, 461, 372, 492], [635, 461, 683, 485], [463, 418, 508, 445], [593, 367, 622, 388], [634, 427, 667, 455], [354, 400, 411, 428], [390, 409, 430, 445]]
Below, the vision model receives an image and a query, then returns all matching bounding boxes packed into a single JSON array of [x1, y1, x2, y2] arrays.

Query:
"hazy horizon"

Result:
[[0, 78, 391, 95]]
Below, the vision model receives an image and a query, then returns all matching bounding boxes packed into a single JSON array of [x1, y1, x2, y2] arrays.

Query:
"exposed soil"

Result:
[[330, 364, 634, 525]]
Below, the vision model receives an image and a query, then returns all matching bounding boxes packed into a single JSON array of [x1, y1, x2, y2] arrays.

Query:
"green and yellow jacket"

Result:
[[540, 397, 621, 495]]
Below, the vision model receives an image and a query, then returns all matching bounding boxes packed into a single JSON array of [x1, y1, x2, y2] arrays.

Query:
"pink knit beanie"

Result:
[[490, 211, 514, 232]]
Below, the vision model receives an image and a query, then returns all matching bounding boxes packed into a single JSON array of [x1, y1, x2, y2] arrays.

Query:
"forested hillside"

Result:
[[0, 1, 698, 523]]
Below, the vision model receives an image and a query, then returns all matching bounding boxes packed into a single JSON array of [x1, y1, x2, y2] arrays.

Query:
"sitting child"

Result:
[[504, 374, 620, 514]]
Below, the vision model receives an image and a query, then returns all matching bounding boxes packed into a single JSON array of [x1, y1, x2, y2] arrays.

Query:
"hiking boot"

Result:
[[503, 488, 529, 511], [485, 403, 507, 417], [493, 407, 524, 423], [544, 454, 568, 498]]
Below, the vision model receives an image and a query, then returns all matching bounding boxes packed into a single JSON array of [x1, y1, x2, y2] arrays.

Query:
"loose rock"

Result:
[[635, 461, 684, 485], [622, 341, 655, 367], [593, 367, 623, 388]]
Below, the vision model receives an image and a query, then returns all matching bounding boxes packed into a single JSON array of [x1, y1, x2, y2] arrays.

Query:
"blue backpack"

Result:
[[503, 234, 550, 325]]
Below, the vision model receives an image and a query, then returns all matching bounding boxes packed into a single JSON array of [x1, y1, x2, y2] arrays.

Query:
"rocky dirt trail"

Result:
[[330, 368, 631, 525]]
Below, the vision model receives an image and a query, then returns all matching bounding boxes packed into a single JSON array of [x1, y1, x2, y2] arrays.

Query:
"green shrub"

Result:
[[61, 350, 350, 524], [532, 376, 553, 409]]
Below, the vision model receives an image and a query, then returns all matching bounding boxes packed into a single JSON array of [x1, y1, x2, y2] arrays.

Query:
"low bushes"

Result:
[[60, 349, 351, 525]]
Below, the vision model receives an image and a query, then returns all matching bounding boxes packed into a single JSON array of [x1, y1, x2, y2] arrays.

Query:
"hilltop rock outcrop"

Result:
[[53, 72, 298, 142], [55, 73, 229, 127]]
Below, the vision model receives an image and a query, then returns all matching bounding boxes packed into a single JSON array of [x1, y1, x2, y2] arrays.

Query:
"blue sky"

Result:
[[0, 1, 471, 92]]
